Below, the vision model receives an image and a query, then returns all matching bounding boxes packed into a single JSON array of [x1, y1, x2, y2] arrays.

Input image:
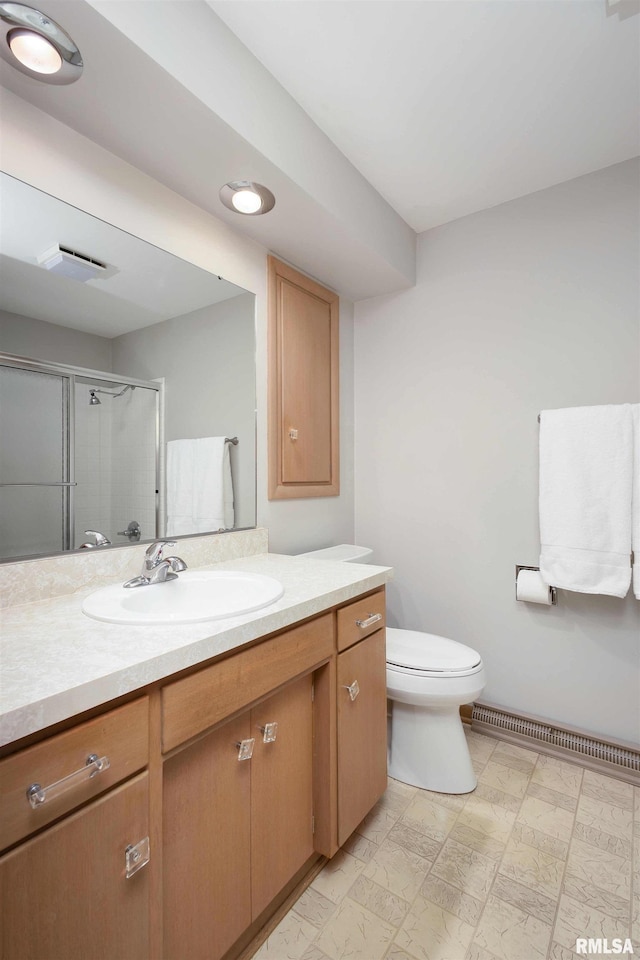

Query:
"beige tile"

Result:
[[634, 786, 640, 826], [576, 793, 633, 842], [380, 783, 418, 817], [562, 874, 631, 921], [448, 822, 507, 862], [384, 946, 420, 960], [355, 804, 402, 846], [311, 850, 366, 904], [301, 946, 333, 960], [431, 838, 497, 900], [387, 820, 443, 861], [516, 794, 575, 842], [254, 910, 318, 959], [530, 755, 583, 798], [548, 942, 578, 960], [472, 895, 552, 960], [420, 790, 467, 814], [511, 821, 569, 860], [573, 819, 632, 859], [293, 887, 337, 928], [464, 730, 497, 764], [491, 873, 557, 925], [400, 793, 459, 844], [420, 874, 484, 926], [498, 835, 565, 899], [553, 894, 631, 952], [456, 794, 517, 845], [362, 838, 432, 900], [395, 893, 476, 960], [527, 781, 578, 812], [566, 837, 631, 900], [479, 759, 531, 799], [348, 875, 409, 927], [342, 831, 380, 864], [490, 741, 538, 775], [465, 943, 502, 960], [473, 781, 523, 814], [581, 770, 634, 811], [313, 898, 396, 960]]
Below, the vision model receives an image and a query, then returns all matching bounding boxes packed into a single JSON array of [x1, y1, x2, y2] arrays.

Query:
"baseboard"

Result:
[[469, 700, 640, 786], [460, 703, 473, 725]]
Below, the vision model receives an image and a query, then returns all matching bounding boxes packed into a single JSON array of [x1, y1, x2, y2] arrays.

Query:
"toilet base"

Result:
[[388, 702, 477, 794]]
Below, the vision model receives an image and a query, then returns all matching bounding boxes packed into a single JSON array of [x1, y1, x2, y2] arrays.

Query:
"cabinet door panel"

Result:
[[163, 714, 251, 960], [337, 631, 388, 846], [251, 674, 314, 919], [0, 773, 150, 960]]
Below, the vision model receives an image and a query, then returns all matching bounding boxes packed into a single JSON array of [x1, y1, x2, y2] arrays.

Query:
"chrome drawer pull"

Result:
[[355, 612, 382, 629], [26, 754, 110, 808], [343, 680, 360, 702]]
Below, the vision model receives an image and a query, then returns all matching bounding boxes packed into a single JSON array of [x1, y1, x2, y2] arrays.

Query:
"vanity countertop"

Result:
[[0, 553, 392, 748]]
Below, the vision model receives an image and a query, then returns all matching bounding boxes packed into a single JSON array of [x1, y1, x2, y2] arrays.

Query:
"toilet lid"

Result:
[[386, 627, 482, 674]]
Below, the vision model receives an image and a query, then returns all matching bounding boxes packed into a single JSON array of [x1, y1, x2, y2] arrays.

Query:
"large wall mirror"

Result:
[[0, 173, 257, 562]]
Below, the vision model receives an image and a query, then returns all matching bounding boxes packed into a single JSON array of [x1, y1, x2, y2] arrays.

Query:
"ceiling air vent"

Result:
[[37, 244, 108, 282]]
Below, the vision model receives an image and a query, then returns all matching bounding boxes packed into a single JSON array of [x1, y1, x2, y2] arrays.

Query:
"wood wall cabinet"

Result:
[[268, 256, 339, 499], [0, 587, 387, 960]]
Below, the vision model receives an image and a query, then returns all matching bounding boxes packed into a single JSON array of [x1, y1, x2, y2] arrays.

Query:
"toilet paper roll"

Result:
[[516, 568, 553, 605]]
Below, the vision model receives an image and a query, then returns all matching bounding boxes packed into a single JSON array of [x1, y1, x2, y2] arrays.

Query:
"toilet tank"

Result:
[[296, 544, 373, 563]]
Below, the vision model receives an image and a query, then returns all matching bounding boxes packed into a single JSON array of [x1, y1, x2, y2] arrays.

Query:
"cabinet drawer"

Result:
[[336, 590, 386, 651], [162, 613, 334, 752], [0, 697, 149, 852]]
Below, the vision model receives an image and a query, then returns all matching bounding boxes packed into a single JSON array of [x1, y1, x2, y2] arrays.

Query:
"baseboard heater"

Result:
[[471, 702, 640, 786]]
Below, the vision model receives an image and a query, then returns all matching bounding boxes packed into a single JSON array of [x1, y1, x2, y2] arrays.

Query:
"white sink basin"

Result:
[[82, 570, 285, 625]]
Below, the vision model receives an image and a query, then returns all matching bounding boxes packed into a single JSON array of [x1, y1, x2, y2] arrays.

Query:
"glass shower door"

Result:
[[0, 363, 71, 559]]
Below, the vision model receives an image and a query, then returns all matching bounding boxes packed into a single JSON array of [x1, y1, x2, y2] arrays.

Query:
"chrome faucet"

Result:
[[123, 540, 187, 588], [79, 530, 112, 548]]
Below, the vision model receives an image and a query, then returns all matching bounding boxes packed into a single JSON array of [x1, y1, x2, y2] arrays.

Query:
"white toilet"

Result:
[[297, 544, 486, 794]]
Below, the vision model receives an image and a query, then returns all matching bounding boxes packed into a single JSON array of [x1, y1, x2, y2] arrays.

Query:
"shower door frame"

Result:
[[0, 352, 161, 561]]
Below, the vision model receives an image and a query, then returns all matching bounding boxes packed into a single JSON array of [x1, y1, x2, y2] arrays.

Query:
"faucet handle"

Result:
[[83, 530, 111, 547], [145, 540, 176, 565]]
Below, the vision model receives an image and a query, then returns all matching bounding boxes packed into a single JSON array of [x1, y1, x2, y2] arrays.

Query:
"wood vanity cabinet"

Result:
[[0, 587, 387, 960], [0, 699, 151, 960], [336, 593, 388, 846]]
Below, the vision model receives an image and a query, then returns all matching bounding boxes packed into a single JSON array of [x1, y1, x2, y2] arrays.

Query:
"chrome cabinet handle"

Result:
[[355, 613, 382, 629], [259, 722, 278, 743], [26, 754, 110, 808], [343, 680, 360, 702], [236, 738, 255, 761], [125, 837, 150, 879]]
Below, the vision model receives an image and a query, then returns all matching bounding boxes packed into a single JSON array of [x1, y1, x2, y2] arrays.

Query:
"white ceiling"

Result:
[[209, 0, 640, 233], [0, 0, 638, 300]]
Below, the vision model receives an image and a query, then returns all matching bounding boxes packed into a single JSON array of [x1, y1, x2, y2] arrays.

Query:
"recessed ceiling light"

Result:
[[219, 180, 276, 216], [0, 2, 83, 84]]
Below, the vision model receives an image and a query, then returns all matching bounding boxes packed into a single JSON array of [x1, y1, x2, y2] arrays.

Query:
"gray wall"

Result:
[[1, 309, 112, 370], [112, 293, 257, 530], [354, 159, 640, 744]]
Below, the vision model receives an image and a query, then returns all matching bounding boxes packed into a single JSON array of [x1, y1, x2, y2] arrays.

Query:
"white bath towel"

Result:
[[539, 404, 633, 598], [632, 404, 640, 599], [166, 437, 234, 537]]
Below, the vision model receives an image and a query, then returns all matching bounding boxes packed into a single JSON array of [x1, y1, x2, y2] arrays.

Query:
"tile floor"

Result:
[[254, 728, 639, 960]]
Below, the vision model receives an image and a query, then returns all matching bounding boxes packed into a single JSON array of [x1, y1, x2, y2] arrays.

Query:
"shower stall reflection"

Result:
[[0, 356, 159, 560]]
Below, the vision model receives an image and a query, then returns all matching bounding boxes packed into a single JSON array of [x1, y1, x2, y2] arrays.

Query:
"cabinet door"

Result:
[[337, 631, 388, 846], [0, 773, 150, 960], [163, 713, 251, 960], [251, 673, 314, 919], [268, 256, 339, 499]]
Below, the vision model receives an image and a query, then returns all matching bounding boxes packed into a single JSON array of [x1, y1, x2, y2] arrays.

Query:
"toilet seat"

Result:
[[386, 627, 483, 678]]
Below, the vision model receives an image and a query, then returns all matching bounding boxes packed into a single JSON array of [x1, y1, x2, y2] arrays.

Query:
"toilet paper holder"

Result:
[[515, 565, 558, 605]]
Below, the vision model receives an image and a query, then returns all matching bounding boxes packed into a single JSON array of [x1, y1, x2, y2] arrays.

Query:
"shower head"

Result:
[[89, 390, 101, 405], [90, 384, 135, 401]]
